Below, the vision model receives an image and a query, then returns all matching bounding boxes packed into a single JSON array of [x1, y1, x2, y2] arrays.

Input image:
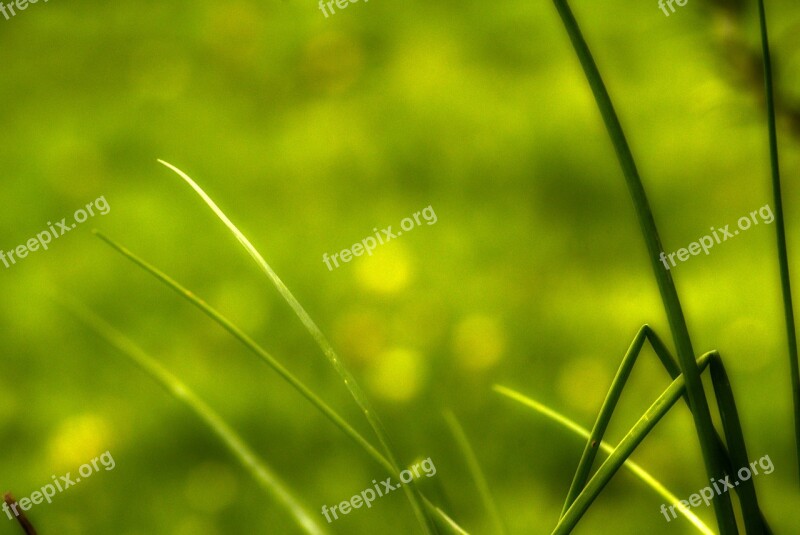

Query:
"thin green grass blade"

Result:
[[93, 229, 392, 475], [158, 160, 434, 534], [562, 326, 648, 515], [564, 326, 771, 530], [94, 230, 464, 534], [59, 297, 328, 535], [563, 325, 682, 514], [549, 350, 717, 534], [443, 411, 507, 535], [493, 385, 714, 535], [424, 501, 470, 535], [156, 159, 436, 533], [550, 2, 736, 531], [708, 354, 772, 534], [757, 0, 800, 483]]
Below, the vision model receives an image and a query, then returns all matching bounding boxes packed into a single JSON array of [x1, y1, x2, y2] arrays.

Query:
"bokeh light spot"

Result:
[[355, 244, 413, 294], [366, 348, 426, 402], [48, 414, 112, 471], [453, 314, 506, 371]]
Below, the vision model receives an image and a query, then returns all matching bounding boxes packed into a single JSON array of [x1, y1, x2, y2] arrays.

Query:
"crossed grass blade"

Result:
[[560, 324, 770, 532], [493, 385, 714, 535], [501, 349, 768, 533], [548, 351, 717, 534]]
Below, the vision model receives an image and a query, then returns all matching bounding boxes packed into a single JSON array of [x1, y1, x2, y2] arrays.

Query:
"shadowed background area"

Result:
[[1, 0, 799, 533]]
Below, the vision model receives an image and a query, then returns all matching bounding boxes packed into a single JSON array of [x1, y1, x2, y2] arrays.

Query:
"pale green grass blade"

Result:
[[494, 385, 713, 535], [757, 0, 800, 483], [443, 411, 507, 535], [426, 502, 470, 535], [93, 230, 391, 474], [157, 159, 435, 533], [59, 297, 328, 535], [94, 229, 463, 534]]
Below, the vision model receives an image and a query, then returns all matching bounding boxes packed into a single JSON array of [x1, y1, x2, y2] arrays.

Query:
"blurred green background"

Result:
[[1, 0, 800, 533]]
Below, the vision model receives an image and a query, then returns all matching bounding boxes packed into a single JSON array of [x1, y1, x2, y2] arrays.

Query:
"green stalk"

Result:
[[157, 160, 436, 533], [494, 385, 714, 535], [562, 326, 648, 515], [60, 297, 328, 535], [708, 354, 772, 534], [562, 325, 770, 531], [550, 351, 717, 534], [443, 411, 506, 535], [757, 0, 800, 482], [93, 230, 466, 534], [551, 2, 737, 531]]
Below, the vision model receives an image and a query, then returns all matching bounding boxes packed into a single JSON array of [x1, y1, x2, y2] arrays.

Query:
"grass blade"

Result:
[[550, 2, 737, 531], [548, 350, 717, 534], [59, 297, 328, 535], [562, 325, 771, 530], [425, 501, 470, 535], [156, 159, 436, 533], [443, 411, 507, 535], [493, 385, 714, 535], [757, 0, 800, 483], [93, 230, 466, 534], [92, 230, 392, 474], [708, 355, 772, 533], [561, 326, 648, 515]]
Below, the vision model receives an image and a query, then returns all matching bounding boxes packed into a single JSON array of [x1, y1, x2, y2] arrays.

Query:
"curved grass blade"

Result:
[[561, 326, 649, 515], [564, 325, 693, 514], [757, 0, 800, 483], [561, 324, 770, 532], [493, 385, 714, 535], [93, 230, 467, 534], [93, 230, 391, 475], [156, 159, 436, 534], [550, 2, 736, 531], [550, 351, 716, 534], [425, 501, 470, 535], [443, 411, 507, 535], [58, 297, 328, 535], [708, 355, 772, 534]]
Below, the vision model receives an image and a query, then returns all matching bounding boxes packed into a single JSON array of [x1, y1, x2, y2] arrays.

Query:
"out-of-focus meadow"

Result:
[[1, 0, 799, 533]]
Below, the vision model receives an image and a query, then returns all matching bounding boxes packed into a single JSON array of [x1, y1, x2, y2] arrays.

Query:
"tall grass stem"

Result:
[[551, 2, 737, 531]]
